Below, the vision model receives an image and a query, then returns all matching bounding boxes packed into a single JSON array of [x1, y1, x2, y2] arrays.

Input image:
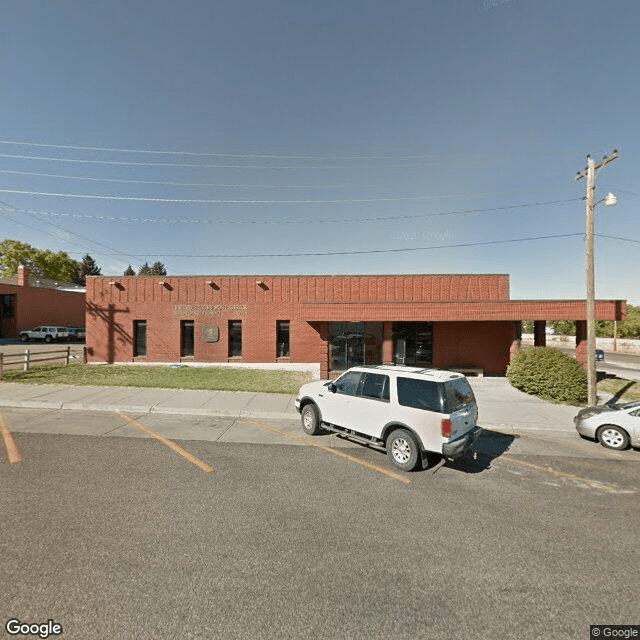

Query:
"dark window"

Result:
[[228, 320, 242, 357], [397, 377, 442, 412], [1, 295, 15, 318], [333, 371, 361, 396], [329, 322, 383, 372], [392, 322, 433, 367], [277, 320, 290, 357], [134, 321, 147, 357], [442, 378, 475, 413], [360, 373, 390, 402], [181, 320, 194, 357]]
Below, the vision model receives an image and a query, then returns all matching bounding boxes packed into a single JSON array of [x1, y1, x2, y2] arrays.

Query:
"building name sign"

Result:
[[174, 304, 248, 317]]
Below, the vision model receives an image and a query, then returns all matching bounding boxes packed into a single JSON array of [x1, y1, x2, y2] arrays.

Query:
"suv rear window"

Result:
[[442, 378, 475, 413], [396, 377, 442, 412]]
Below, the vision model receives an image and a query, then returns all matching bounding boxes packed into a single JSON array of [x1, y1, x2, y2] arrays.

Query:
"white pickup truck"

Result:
[[19, 326, 70, 343]]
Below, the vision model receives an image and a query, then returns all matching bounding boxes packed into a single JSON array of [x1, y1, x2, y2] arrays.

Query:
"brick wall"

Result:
[[0, 285, 86, 337], [84, 274, 625, 373], [0, 265, 86, 338], [16, 288, 85, 331], [433, 321, 516, 376], [300, 300, 625, 322]]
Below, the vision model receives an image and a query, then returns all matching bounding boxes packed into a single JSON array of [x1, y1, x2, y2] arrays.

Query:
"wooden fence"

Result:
[[0, 347, 73, 380]]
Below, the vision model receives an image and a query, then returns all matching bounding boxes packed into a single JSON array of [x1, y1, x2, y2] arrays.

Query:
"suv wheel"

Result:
[[20, 334, 29, 342], [386, 428, 421, 471], [301, 404, 323, 436], [44, 335, 53, 343]]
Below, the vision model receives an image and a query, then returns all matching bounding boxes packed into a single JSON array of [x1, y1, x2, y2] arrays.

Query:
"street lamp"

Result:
[[577, 151, 619, 406]]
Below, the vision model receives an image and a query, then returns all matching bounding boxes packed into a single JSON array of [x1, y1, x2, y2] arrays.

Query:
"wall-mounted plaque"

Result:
[[202, 324, 219, 343]]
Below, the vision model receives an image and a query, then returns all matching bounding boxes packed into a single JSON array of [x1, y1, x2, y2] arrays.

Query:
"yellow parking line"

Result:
[[241, 418, 411, 485], [506, 430, 630, 459], [501, 457, 634, 494], [117, 412, 213, 474], [0, 410, 22, 464]]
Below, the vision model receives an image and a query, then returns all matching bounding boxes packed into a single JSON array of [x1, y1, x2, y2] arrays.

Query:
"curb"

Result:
[[0, 398, 297, 421]]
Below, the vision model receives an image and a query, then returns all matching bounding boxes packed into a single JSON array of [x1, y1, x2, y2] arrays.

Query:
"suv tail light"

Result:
[[441, 418, 452, 438]]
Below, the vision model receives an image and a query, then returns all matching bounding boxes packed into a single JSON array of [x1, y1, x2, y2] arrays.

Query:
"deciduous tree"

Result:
[[0, 239, 78, 282]]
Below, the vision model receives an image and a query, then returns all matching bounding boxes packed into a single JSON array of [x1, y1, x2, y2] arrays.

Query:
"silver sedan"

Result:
[[574, 401, 640, 450]]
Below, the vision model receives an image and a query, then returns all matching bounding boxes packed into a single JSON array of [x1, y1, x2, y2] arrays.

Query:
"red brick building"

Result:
[[0, 266, 86, 338], [85, 273, 626, 377]]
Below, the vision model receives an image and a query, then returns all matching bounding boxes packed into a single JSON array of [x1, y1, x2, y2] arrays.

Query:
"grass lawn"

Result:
[[597, 377, 640, 403], [0, 362, 312, 394]]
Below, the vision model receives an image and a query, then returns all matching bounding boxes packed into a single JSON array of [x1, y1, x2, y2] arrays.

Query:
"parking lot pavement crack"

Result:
[[214, 420, 238, 441], [101, 412, 148, 436]]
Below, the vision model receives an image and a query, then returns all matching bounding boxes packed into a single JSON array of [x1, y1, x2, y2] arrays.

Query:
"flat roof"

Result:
[[89, 273, 510, 279]]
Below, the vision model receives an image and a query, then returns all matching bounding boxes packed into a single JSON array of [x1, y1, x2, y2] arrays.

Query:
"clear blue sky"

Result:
[[0, 0, 638, 302]]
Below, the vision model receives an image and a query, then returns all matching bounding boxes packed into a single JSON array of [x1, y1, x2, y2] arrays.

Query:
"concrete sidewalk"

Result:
[[0, 377, 587, 435], [0, 382, 297, 420]]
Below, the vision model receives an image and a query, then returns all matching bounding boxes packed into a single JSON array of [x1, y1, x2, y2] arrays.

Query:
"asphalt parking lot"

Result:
[[1, 366, 639, 639], [1, 413, 638, 640]]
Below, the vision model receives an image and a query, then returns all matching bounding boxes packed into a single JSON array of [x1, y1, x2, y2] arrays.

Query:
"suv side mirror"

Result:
[[327, 382, 336, 393]]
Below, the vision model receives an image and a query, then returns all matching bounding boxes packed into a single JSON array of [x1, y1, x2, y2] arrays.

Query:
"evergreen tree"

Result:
[[138, 262, 152, 275], [150, 261, 167, 276], [73, 253, 102, 285], [123, 265, 136, 276]]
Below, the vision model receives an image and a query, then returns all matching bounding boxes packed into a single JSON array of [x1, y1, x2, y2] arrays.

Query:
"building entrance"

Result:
[[328, 322, 383, 372], [0, 294, 16, 338], [392, 322, 433, 367]]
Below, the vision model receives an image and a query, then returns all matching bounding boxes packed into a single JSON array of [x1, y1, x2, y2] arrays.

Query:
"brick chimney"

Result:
[[17, 264, 29, 287]]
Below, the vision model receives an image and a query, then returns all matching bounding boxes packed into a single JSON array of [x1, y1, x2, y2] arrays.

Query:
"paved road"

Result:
[[1, 409, 638, 640], [552, 346, 640, 380], [599, 362, 640, 383]]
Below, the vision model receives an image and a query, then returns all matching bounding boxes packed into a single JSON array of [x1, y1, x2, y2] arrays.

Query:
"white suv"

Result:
[[295, 365, 479, 472]]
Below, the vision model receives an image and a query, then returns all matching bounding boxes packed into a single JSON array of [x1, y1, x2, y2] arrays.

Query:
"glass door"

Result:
[[392, 322, 433, 367], [329, 322, 382, 372]]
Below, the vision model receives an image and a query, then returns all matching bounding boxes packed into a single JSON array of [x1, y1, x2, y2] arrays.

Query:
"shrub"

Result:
[[506, 346, 587, 405]]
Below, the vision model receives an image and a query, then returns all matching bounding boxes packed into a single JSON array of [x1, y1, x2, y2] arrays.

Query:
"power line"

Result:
[[0, 199, 580, 225], [0, 138, 446, 160], [0, 138, 590, 163], [0, 152, 451, 170], [596, 233, 640, 245], [0, 200, 142, 263], [0, 168, 387, 189], [0, 188, 580, 208], [92, 233, 584, 259], [0, 168, 536, 196]]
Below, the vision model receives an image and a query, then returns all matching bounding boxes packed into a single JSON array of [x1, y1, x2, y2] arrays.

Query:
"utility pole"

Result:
[[576, 149, 618, 406]]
